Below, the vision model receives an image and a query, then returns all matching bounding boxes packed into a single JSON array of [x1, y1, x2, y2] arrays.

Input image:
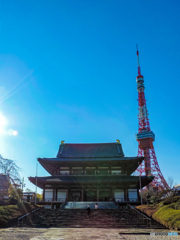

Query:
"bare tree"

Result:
[[0, 154, 21, 186], [0, 174, 10, 200], [0, 155, 22, 201], [167, 177, 176, 189]]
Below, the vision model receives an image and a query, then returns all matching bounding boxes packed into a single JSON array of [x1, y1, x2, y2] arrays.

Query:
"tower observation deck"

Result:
[[135, 47, 169, 190]]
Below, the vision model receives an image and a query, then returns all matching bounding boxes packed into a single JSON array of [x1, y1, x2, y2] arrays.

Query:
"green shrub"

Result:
[[163, 195, 180, 205], [174, 221, 180, 230], [172, 201, 180, 210], [172, 196, 180, 203], [163, 198, 172, 205], [149, 195, 159, 205], [0, 202, 36, 227], [9, 198, 18, 205]]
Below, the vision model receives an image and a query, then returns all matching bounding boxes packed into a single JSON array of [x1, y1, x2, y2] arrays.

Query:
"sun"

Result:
[[0, 112, 8, 134]]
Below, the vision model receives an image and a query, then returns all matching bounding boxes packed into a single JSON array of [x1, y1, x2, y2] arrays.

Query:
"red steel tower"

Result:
[[136, 47, 169, 190]]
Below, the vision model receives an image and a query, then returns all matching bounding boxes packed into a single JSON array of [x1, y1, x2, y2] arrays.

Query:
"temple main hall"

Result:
[[29, 140, 153, 207]]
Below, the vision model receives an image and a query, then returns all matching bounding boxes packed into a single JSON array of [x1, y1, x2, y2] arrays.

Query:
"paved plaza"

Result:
[[0, 228, 180, 240]]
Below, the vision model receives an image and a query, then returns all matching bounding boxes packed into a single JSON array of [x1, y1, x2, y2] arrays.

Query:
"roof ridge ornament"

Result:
[[59, 140, 65, 155], [116, 139, 121, 155]]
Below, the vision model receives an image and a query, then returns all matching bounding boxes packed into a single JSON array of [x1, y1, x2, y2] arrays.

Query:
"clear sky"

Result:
[[0, 0, 179, 193]]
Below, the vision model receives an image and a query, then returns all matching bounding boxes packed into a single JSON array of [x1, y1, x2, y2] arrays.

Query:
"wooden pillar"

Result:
[[97, 189, 99, 201], [43, 189, 45, 201], [67, 189, 69, 201], [122, 165, 124, 174], [125, 188, 128, 201], [53, 189, 56, 201], [110, 188, 113, 200], [137, 188, 140, 202], [81, 189, 84, 201]]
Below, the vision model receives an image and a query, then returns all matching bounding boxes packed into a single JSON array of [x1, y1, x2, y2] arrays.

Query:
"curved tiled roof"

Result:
[[56, 142, 124, 158]]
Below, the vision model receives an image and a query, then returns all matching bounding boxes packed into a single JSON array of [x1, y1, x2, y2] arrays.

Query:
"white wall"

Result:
[[44, 189, 53, 201], [114, 190, 124, 201]]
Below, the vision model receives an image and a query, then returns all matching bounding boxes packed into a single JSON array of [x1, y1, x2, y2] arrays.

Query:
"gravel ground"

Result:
[[0, 228, 179, 240], [0, 228, 47, 240]]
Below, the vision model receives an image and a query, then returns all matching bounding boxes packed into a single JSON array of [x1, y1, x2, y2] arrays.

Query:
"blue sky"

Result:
[[0, 0, 179, 192]]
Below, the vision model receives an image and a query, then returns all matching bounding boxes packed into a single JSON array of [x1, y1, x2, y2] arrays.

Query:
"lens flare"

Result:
[[8, 129, 18, 136], [0, 112, 18, 136]]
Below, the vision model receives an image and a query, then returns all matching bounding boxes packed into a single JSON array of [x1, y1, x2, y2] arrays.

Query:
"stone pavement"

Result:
[[0, 228, 180, 240]]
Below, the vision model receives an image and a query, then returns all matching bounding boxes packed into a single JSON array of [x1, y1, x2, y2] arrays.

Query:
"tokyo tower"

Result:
[[135, 46, 169, 190]]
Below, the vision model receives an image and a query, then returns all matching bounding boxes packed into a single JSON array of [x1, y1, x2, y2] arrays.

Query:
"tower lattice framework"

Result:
[[135, 48, 169, 190]]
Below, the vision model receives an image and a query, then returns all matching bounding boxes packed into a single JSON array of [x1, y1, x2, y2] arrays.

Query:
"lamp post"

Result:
[[35, 162, 38, 204], [21, 177, 25, 201], [138, 161, 143, 205], [139, 175, 143, 205]]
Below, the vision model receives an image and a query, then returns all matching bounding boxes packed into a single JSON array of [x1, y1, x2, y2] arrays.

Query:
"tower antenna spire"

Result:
[[135, 47, 169, 190], [136, 44, 141, 76]]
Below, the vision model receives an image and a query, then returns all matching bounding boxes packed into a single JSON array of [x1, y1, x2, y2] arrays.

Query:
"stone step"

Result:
[[63, 201, 118, 209], [20, 206, 166, 229]]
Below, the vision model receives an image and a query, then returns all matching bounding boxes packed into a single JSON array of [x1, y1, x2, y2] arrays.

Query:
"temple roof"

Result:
[[37, 142, 143, 175], [29, 175, 154, 189], [56, 142, 124, 158]]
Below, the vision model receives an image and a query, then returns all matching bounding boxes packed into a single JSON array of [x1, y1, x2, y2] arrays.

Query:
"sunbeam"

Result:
[[0, 69, 34, 104]]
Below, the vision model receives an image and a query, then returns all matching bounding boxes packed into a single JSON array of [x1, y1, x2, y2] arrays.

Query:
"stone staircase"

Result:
[[22, 203, 166, 229], [62, 201, 118, 209]]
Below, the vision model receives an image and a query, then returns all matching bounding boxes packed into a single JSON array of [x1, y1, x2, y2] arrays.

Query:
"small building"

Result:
[[173, 184, 180, 196], [23, 191, 36, 202], [29, 141, 153, 207]]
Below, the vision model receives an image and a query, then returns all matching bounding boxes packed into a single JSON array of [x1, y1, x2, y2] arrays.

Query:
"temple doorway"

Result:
[[69, 190, 81, 201], [99, 190, 111, 201], [84, 190, 96, 201]]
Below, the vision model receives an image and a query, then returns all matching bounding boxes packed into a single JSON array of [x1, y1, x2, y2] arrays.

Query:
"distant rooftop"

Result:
[[174, 184, 180, 190]]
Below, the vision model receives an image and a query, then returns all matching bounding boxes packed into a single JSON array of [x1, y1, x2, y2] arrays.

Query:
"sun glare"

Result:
[[0, 112, 18, 136], [0, 112, 8, 134]]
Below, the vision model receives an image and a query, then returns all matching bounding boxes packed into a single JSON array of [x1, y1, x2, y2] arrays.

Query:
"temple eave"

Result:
[[38, 157, 144, 175], [29, 175, 153, 189]]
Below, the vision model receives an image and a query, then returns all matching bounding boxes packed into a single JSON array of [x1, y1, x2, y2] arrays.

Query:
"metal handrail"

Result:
[[18, 208, 40, 226], [128, 205, 151, 227]]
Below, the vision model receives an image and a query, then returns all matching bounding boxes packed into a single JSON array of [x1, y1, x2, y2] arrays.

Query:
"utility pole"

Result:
[[35, 162, 38, 204]]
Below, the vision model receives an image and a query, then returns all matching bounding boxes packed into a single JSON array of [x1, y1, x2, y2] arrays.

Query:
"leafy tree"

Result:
[[36, 193, 43, 201], [8, 184, 23, 202]]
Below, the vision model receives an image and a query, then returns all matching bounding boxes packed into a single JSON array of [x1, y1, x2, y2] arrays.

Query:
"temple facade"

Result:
[[29, 141, 153, 207]]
